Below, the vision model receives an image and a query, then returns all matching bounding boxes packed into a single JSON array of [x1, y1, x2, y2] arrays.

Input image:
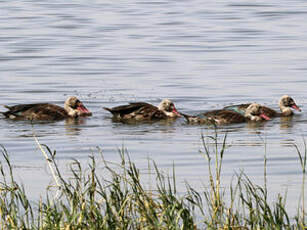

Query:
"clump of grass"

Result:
[[0, 143, 198, 229], [0, 145, 34, 229], [198, 131, 306, 229], [0, 132, 305, 229], [292, 138, 307, 229]]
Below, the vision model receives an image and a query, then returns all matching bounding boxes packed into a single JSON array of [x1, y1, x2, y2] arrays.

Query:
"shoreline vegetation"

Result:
[[0, 133, 306, 229]]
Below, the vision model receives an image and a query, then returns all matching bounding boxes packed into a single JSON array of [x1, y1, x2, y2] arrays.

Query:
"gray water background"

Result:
[[0, 0, 307, 215]]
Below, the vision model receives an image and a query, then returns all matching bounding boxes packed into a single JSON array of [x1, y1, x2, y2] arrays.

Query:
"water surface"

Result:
[[0, 0, 307, 215]]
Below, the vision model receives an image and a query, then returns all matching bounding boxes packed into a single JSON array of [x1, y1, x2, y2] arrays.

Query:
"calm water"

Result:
[[1, 0, 307, 215]]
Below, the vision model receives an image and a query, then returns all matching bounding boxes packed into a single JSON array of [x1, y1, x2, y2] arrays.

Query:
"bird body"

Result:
[[2, 97, 91, 121], [104, 99, 180, 122], [183, 103, 270, 125], [224, 95, 301, 117]]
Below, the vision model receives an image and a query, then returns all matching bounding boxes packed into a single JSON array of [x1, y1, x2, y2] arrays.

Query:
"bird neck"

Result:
[[279, 104, 293, 116], [64, 105, 79, 117], [163, 111, 176, 118], [245, 114, 261, 121]]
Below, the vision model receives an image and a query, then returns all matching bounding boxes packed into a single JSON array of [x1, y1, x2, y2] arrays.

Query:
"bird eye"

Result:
[[70, 100, 80, 109], [286, 99, 294, 106]]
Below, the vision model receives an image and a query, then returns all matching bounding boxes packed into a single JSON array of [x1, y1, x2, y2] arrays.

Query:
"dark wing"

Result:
[[104, 102, 151, 115], [224, 103, 279, 117], [3, 103, 49, 118], [223, 104, 251, 115], [104, 102, 167, 121], [3, 103, 67, 120], [4, 103, 47, 114], [203, 109, 246, 124], [261, 106, 278, 117], [181, 113, 214, 125], [133, 104, 166, 120], [203, 109, 227, 117]]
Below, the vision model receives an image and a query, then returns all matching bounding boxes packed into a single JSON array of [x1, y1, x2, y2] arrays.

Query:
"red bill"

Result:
[[172, 108, 181, 117], [291, 104, 301, 112], [77, 103, 92, 115], [260, 113, 270, 121]]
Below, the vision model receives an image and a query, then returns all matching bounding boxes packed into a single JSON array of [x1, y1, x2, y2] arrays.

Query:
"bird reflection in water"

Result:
[[279, 116, 294, 130], [65, 118, 86, 136], [245, 120, 268, 135]]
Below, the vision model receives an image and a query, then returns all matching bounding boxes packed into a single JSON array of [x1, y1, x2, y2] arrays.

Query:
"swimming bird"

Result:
[[103, 99, 181, 122], [223, 95, 301, 117], [182, 103, 270, 125], [2, 96, 92, 121]]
